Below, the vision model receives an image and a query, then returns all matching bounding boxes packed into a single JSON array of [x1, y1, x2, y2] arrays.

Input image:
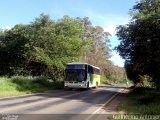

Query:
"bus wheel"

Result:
[[87, 82, 89, 89]]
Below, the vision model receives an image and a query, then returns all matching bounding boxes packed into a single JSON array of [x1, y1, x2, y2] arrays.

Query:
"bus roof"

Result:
[[67, 62, 100, 69]]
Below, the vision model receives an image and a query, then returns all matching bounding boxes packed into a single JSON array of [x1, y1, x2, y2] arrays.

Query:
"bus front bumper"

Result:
[[64, 82, 87, 88]]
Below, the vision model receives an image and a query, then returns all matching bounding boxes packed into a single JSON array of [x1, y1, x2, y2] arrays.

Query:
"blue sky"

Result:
[[0, 0, 137, 67]]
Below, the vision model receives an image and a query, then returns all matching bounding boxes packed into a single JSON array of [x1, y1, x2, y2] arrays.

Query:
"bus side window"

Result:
[[88, 65, 91, 74]]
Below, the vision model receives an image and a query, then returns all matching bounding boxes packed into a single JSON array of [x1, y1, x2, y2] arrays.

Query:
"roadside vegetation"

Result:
[[0, 76, 63, 97], [116, 0, 160, 89], [0, 14, 126, 97], [118, 87, 160, 115], [100, 75, 111, 86], [113, 0, 160, 118]]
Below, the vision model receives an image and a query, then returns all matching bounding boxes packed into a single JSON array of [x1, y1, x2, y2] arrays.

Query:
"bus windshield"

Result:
[[65, 69, 86, 82]]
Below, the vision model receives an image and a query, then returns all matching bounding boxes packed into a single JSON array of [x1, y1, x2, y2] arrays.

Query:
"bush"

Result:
[[137, 93, 155, 105], [0, 76, 64, 97], [11, 76, 32, 85], [100, 75, 111, 86], [52, 81, 64, 89], [139, 75, 153, 87], [118, 87, 160, 115], [32, 76, 49, 86]]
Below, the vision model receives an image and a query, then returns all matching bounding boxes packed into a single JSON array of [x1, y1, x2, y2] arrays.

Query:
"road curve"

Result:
[[0, 86, 124, 120]]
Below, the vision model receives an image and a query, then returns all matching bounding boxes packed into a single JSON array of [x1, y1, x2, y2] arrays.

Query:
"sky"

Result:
[[0, 0, 137, 67]]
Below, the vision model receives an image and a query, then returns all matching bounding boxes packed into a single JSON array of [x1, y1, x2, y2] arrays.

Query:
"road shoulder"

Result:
[[95, 88, 130, 120]]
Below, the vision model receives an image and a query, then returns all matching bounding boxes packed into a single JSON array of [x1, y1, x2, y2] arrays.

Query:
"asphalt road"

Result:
[[0, 87, 124, 120]]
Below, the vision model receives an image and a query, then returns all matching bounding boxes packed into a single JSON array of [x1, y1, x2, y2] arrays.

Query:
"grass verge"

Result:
[[115, 87, 160, 120], [100, 75, 112, 86], [0, 76, 64, 97]]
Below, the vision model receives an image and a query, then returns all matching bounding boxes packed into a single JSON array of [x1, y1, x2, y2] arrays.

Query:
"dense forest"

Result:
[[0, 15, 125, 84], [116, 0, 160, 88]]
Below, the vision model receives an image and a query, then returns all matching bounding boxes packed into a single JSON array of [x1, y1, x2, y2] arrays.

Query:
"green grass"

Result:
[[0, 76, 64, 97], [100, 75, 112, 86], [100, 75, 133, 87], [112, 81, 133, 87], [117, 87, 160, 117]]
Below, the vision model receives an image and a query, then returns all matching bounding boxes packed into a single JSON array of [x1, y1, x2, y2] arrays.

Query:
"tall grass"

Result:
[[117, 87, 160, 115], [100, 75, 111, 86], [0, 76, 64, 97]]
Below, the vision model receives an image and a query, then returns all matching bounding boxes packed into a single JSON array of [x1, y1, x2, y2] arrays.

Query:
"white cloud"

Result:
[[103, 17, 129, 36], [1, 26, 11, 31], [109, 51, 124, 67], [104, 24, 116, 36], [83, 11, 129, 36]]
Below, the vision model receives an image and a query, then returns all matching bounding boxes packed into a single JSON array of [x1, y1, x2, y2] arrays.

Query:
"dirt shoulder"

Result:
[[105, 88, 129, 113], [98, 88, 130, 119]]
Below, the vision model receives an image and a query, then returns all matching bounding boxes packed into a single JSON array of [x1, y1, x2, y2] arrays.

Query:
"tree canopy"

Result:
[[116, 0, 160, 87], [0, 14, 124, 82]]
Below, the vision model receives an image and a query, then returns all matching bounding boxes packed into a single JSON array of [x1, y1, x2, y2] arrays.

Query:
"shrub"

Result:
[[118, 87, 160, 115], [137, 93, 155, 105], [11, 76, 31, 85], [52, 81, 64, 89], [0, 76, 64, 97], [32, 76, 49, 86], [139, 75, 153, 87]]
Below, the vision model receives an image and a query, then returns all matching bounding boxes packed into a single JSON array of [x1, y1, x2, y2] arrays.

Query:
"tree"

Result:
[[28, 15, 84, 79], [0, 14, 117, 83], [0, 14, 85, 80], [116, 0, 160, 87], [104, 60, 126, 84], [0, 24, 30, 75], [84, 26, 111, 73], [77, 17, 111, 73]]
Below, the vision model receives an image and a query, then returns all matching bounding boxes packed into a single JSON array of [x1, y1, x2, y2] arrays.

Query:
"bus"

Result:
[[64, 62, 100, 89]]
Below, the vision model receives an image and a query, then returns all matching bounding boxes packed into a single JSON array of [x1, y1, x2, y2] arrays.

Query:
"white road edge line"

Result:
[[84, 88, 125, 120]]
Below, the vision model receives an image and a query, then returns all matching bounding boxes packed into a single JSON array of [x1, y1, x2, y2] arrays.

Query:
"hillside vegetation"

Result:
[[115, 0, 160, 117], [0, 76, 63, 97], [0, 15, 126, 96]]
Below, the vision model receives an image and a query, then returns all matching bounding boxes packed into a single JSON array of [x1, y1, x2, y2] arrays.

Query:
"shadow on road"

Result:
[[0, 86, 129, 120]]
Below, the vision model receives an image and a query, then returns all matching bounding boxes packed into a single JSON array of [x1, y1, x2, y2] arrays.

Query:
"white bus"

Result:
[[64, 62, 100, 89]]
